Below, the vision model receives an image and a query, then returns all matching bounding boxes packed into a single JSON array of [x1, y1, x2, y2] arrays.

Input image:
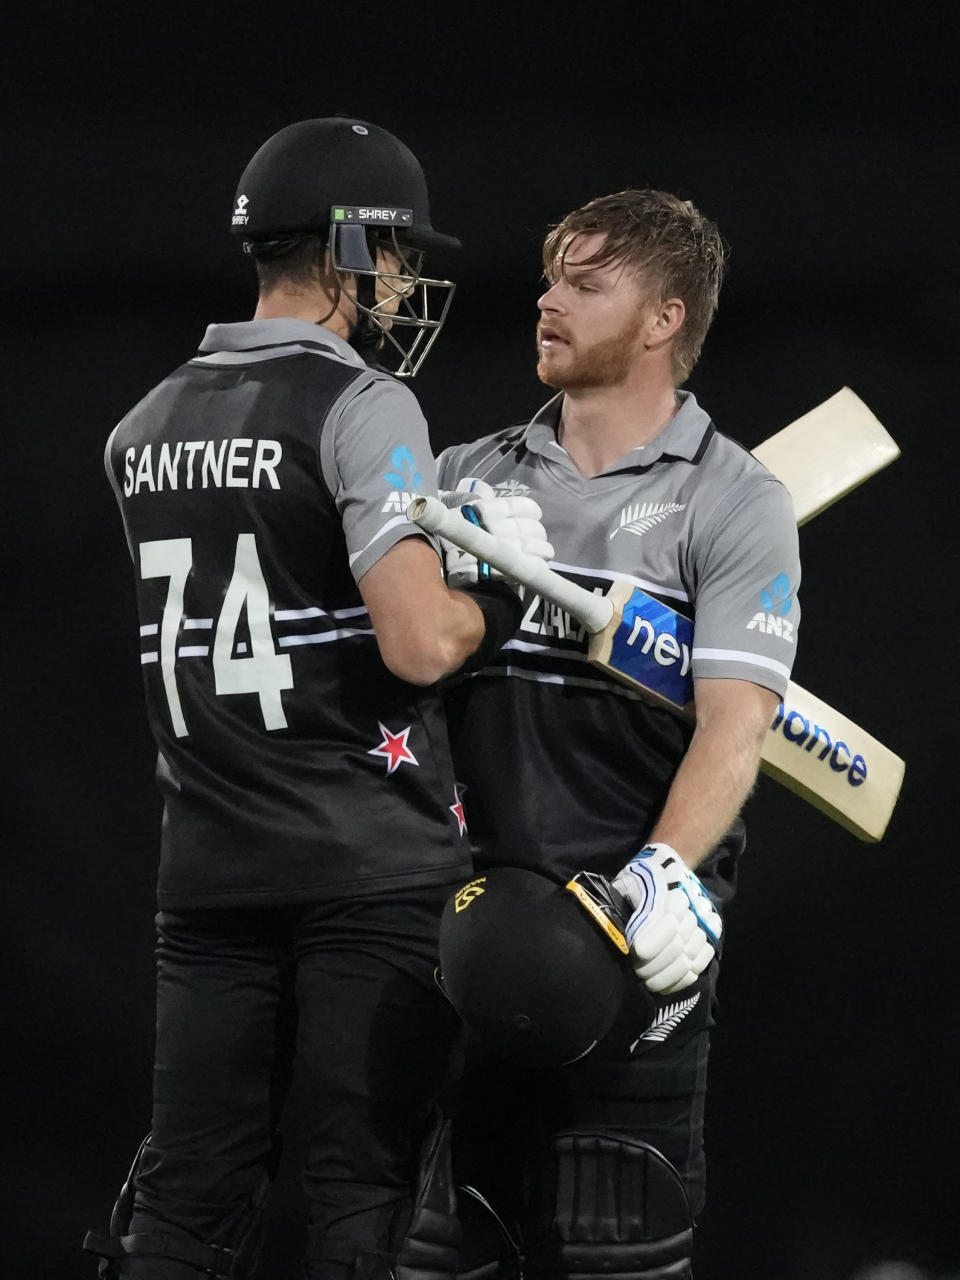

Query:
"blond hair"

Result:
[[543, 190, 727, 384]]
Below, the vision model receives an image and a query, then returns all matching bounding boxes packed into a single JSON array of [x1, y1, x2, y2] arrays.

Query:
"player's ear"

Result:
[[643, 297, 685, 355], [655, 297, 685, 340]]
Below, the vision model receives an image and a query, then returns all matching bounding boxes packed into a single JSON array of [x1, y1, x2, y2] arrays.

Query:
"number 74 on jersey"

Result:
[[139, 534, 293, 737]]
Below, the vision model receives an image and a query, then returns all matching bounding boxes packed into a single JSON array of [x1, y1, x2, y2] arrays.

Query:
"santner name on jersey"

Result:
[[122, 438, 283, 494]]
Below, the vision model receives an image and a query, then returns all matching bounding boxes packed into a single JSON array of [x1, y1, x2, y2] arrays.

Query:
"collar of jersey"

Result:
[[523, 389, 712, 474], [197, 319, 368, 369]]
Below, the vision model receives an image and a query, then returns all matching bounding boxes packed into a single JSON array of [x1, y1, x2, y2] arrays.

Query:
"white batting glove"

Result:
[[440, 478, 554, 590], [610, 843, 722, 995], [436, 482, 490, 587]]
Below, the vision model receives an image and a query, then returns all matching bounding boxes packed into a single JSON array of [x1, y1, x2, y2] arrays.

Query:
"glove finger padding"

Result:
[[469, 495, 545, 525], [464, 498, 555, 571], [439, 488, 555, 589], [443, 541, 491, 589], [639, 953, 702, 995], [479, 532, 556, 561], [485, 516, 552, 540], [467, 497, 554, 549], [611, 843, 722, 996], [440, 482, 502, 587]]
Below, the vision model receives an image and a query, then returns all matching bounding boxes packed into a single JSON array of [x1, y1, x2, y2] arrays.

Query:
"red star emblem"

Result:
[[450, 789, 467, 836], [368, 722, 419, 775]]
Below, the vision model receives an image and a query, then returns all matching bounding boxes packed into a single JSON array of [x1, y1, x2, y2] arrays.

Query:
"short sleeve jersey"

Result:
[[436, 391, 800, 894], [107, 319, 470, 909]]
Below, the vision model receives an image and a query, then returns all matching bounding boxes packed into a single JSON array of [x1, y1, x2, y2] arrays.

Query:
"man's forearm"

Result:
[[647, 680, 779, 869], [647, 725, 763, 868]]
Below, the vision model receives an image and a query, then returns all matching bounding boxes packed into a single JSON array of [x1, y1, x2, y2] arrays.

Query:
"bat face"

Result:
[[588, 580, 904, 841], [761, 685, 903, 840], [597, 581, 695, 712], [751, 388, 900, 525]]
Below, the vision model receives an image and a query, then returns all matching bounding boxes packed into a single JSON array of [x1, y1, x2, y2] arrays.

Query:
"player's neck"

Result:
[[253, 288, 351, 340], [556, 379, 680, 477]]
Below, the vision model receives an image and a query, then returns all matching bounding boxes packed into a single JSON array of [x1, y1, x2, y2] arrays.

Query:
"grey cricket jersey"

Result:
[[436, 390, 800, 891], [107, 318, 468, 908]]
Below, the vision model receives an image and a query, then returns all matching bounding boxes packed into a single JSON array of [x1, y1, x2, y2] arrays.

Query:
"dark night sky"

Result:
[[4, 5, 957, 1277]]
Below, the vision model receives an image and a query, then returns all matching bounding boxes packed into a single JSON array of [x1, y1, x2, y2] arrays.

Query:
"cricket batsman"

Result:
[[434, 189, 801, 1278]]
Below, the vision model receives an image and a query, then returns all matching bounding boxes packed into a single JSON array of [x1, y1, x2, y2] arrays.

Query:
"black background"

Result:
[[5, 4, 957, 1277]]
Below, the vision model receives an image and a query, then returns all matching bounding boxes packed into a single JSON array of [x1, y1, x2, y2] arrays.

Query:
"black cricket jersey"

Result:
[[438, 392, 801, 902], [107, 319, 470, 909]]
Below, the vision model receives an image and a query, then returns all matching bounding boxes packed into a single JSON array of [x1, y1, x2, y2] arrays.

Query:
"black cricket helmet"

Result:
[[439, 869, 628, 1068], [231, 117, 459, 376]]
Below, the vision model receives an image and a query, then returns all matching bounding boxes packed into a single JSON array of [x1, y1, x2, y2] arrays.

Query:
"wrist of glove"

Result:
[[457, 581, 525, 673], [439, 478, 554, 589], [610, 843, 722, 995]]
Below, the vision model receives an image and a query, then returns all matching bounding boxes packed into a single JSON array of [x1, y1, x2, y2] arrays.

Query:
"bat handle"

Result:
[[409, 495, 614, 633]]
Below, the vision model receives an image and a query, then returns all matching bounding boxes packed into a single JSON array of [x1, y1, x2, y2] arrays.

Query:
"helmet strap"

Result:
[[346, 231, 389, 365]]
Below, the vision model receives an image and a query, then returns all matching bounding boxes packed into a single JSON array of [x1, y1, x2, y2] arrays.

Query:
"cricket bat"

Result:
[[410, 390, 904, 841], [750, 387, 899, 524]]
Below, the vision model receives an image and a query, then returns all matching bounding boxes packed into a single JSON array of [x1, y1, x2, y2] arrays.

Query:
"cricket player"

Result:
[[436, 190, 802, 1277], [82, 117, 552, 1280]]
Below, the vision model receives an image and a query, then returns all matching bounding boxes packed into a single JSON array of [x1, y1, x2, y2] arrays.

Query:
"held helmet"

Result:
[[438, 869, 629, 1068], [231, 117, 459, 376]]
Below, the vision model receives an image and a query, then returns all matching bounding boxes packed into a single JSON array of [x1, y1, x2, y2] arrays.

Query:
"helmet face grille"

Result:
[[330, 224, 456, 377]]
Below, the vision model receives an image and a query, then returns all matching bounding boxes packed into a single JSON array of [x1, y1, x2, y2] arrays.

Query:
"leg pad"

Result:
[[524, 1132, 694, 1280]]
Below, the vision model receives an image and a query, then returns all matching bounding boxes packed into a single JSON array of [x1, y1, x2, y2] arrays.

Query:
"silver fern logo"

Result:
[[494, 478, 531, 498], [610, 501, 686, 541], [630, 992, 701, 1051]]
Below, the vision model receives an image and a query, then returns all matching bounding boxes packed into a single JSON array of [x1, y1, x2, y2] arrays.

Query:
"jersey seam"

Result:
[[451, 424, 529, 480], [314, 364, 372, 500], [692, 439, 787, 547]]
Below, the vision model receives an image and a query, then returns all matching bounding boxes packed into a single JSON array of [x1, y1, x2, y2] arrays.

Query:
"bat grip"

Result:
[[409, 495, 613, 633]]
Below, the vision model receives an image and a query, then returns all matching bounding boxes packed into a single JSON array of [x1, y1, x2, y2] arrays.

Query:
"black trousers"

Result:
[[453, 959, 716, 1236], [126, 886, 460, 1277]]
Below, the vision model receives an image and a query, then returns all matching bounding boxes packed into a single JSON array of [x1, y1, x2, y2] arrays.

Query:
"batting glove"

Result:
[[610, 844, 722, 995], [440, 478, 554, 589]]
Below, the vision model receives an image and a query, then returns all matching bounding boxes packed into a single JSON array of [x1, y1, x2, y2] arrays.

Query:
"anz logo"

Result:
[[746, 572, 795, 642], [381, 446, 423, 513]]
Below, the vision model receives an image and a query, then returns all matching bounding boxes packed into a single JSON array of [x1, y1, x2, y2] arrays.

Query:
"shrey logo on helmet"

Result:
[[230, 117, 460, 376]]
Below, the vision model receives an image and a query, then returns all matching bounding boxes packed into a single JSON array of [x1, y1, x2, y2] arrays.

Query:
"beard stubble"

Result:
[[536, 313, 645, 390]]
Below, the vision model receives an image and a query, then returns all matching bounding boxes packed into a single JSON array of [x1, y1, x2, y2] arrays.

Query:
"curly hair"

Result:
[[542, 190, 727, 384]]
